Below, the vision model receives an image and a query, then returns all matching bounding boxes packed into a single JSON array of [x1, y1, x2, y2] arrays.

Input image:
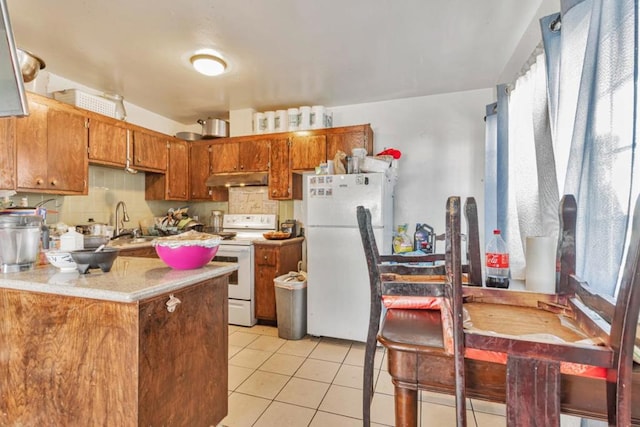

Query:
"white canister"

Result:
[[253, 112, 265, 134], [264, 111, 275, 133], [525, 236, 556, 293], [327, 160, 335, 174], [299, 106, 311, 130], [311, 105, 325, 129], [60, 227, 84, 251], [287, 108, 299, 131], [275, 110, 287, 132], [324, 110, 333, 128]]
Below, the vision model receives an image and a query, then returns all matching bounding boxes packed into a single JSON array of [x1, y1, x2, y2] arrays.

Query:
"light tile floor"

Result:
[[220, 324, 584, 427]]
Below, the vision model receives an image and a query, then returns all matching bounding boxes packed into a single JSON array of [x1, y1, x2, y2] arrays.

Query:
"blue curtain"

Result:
[[484, 102, 498, 242]]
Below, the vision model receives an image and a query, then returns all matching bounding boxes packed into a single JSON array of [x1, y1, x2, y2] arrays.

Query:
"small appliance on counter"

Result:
[[0, 214, 42, 272], [280, 219, 298, 237]]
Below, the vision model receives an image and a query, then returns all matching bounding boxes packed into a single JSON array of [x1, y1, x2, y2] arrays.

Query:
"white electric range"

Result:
[[213, 213, 277, 326]]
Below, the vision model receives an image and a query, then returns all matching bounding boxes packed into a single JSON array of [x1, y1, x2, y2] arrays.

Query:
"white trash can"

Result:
[[274, 273, 307, 340]]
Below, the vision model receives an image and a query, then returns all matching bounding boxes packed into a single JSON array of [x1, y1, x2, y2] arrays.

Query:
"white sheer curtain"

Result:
[[489, 0, 637, 297], [555, 0, 636, 296], [504, 53, 560, 280]]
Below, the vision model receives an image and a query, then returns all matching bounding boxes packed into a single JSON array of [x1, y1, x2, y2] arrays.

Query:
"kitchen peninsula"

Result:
[[0, 257, 236, 426]]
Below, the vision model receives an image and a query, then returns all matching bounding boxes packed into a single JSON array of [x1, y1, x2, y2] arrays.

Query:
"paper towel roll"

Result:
[[525, 236, 556, 293]]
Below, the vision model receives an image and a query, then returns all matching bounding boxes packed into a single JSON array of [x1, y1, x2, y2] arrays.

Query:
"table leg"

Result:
[[395, 385, 418, 427]]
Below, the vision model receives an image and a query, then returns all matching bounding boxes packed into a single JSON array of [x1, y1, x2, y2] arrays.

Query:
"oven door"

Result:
[[214, 244, 253, 300]]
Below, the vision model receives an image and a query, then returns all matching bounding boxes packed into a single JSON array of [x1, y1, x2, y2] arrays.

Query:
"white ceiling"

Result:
[[8, 0, 550, 125]]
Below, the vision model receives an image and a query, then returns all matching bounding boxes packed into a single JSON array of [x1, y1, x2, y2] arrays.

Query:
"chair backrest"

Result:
[[558, 194, 640, 425], [357, 204, 453, 427], [463, 197, 483, 286], [444, 196, 467, 426], [357, 198, 476, 427]]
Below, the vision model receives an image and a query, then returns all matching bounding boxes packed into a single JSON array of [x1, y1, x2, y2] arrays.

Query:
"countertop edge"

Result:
[[0, 259, 238, 303]]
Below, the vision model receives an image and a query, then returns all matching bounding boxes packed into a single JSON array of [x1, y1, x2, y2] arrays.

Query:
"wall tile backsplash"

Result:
[[15, 165, 291, 234]]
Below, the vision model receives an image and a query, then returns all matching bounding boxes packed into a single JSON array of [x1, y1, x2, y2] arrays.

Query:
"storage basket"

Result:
[[53, 89, 116, 118]]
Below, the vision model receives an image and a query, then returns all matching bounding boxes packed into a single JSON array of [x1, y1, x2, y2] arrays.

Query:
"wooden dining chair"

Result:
[[357, 197, 482, 426], [360, 194, 640, 427]]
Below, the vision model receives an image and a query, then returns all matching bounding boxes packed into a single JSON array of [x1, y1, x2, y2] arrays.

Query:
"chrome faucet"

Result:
[[114, 201, 130, 237]]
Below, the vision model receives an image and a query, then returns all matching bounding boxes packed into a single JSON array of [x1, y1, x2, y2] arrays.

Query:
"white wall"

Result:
[[320, 88, 493, 244]]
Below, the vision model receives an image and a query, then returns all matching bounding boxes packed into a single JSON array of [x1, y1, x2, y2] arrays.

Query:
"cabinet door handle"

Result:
[[166, 294, 181, 312]]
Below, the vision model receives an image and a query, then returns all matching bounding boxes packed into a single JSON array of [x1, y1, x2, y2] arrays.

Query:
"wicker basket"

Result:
[[53, 89, 116, 118]]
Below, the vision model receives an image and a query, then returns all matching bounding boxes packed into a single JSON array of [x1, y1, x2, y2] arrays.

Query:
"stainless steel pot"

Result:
[[17, 48, 45, 83], [175, 131, 202, 141], [0, 214, 42, 272], [198, 118, 228, 139]]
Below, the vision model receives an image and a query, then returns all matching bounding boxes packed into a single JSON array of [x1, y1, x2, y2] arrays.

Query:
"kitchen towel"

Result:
[[525, 236, 556, 293]]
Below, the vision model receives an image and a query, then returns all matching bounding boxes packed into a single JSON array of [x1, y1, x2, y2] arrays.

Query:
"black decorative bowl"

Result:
[[70, 248, 119, 274]]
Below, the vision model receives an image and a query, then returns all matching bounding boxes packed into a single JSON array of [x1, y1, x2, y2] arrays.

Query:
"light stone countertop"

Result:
[[0, 257, 238, 303]]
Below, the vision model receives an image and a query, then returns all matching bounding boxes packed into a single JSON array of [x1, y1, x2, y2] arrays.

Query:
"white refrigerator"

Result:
[[305, 173, 394, 342]]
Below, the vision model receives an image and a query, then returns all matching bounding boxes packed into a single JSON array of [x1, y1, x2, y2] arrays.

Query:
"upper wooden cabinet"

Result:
[[326, 124, 373, 159], [266, 124, 373, 200], [290, 134, 326, 170], [166, 139, 189, 200], [268, 136, 291, 200], [189, 141, 212, 200], [189, 141, 228, 202], [210, 138, 269, 173], [132, 129, 167, 172], [87, 117, 128, 168], [0, 118, 16, 190], [15, 94, 88, 194], [145, 138, 188, 201]]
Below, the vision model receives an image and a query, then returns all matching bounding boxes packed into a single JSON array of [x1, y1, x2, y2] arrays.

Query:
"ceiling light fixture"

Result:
[[190, 53, 227, 76]]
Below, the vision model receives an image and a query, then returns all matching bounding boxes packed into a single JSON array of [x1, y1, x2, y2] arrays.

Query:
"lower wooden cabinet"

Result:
[[117, 245, 158, 258], [138, 279, 228, 425], [0, 278, 228, 426], [254, 238, 303, 322]]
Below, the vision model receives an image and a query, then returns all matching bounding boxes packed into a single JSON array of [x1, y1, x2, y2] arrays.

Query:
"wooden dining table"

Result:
[[366, 195, 640, 426], [380, 279, 640, 425]]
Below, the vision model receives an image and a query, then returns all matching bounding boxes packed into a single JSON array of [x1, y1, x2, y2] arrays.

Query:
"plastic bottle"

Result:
[[60, 227, 84, 251], [413, 223, 434, 253], [393, 224, 413, 254], [485, 229, 509, 288]]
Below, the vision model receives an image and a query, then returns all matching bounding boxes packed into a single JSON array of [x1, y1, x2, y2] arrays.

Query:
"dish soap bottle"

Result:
[[393, 224, 413, 254]]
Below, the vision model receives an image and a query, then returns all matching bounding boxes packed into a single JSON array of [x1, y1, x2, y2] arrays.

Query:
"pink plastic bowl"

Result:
[[155, 244, 219, 270]]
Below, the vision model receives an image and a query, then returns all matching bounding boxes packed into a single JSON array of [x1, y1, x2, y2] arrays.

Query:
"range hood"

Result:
[[0, 0, 29, 117], [205, 172, 268, 188]]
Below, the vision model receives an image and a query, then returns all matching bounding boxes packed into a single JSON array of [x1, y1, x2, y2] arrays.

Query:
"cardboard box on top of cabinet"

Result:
[[229, 108, 255, 137]]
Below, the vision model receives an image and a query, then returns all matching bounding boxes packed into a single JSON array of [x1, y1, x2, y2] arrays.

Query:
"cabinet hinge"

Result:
[[85, 119, 89, 129], [287, 138, 292, 148]]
